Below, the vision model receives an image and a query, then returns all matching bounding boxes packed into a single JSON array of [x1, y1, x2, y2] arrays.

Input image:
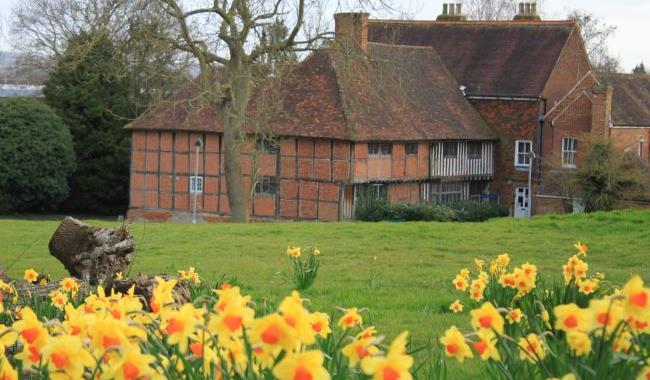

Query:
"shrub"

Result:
[[355, 197, 508, 223], [0, 98, 75, 212]]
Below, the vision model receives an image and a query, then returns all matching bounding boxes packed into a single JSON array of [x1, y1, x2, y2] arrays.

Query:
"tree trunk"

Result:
[[220, 60, 253, 223], [48, 217, 135, 284]]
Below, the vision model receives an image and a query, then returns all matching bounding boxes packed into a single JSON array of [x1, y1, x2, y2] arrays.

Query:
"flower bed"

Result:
[[0, 243, 647, 379]]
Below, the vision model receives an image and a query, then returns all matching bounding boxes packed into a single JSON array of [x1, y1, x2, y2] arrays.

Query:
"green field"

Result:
[[1, 210, 649, 376]]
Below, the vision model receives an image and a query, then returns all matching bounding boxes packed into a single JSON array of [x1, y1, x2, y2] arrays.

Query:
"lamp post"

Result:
[[527, 147, 536, 218], [192, 139, 203, 224]]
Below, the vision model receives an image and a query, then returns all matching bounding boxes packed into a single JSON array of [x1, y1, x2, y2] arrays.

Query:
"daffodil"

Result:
[[42, 334, 95, 380], [101, 346, 158, 380], [0, 359, 17, 380], [149, 277, 177, 314], [621, 276, 649, 320], [208, 302, 254, 339], [506, 308, 522, 324], [566, 331, 592, 356], [362, 331, 413, 380], [470, 302, 504, 336], [574, 241, 589, 256], [452, 275, 469, 291], [471, 330, 500, 361], [518, 334, 546, 363], [162, 303, 202, 352], [273, 350, 330, 380], [554, 304, 591, 333], [250, 313, 297, 351], [338, 307, 363, 329], [636, 366, 650, 380], [439, 326, 472, 363], [287, 247, 301, 258], [23, 269, 39, 283], [342, 336, 380, 368], [310, 312, 332, 338], [578, 279, 598, 295], [449, 300, 463, 313]]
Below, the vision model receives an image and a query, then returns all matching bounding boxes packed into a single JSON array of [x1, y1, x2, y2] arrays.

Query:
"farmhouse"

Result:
[[126, 2, 650, 222]]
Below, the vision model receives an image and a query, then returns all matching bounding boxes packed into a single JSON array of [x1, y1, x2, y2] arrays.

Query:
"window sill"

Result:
[[562, 165, 577, 169], [514, 165, 530, 171]]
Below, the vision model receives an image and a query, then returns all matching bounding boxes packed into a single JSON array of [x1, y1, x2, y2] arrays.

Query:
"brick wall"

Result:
[[470, 99, 541, 211], [129, 133, 353, 222], [610, 128, 650, 162], [353, 142, 429, 181], [542, 27, 592, 108]]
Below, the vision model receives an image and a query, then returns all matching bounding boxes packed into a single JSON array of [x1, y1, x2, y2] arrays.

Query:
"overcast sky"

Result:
[[0, 0, 647, 72]]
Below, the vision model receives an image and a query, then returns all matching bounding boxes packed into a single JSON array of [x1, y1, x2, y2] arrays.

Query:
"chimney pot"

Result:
[[437, 3, 466, 21], [514, 2, 541, 21]]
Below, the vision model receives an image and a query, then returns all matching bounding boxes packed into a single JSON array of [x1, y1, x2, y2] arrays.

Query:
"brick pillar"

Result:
[[334, 12, 369, 52], [590, 84, 613, 141]]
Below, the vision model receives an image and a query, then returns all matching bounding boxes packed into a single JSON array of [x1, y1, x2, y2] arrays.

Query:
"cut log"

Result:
[[48, 217, 135, 285]]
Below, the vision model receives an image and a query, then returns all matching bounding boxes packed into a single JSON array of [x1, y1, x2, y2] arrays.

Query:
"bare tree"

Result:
[[154, 0, 328, 222], [568, 10, 619, 74]]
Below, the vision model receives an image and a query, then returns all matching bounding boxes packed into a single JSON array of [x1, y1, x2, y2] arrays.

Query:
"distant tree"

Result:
[[577, 142, 645, 212], [462, 0, 518, 20], [0, 98, 75, 212], [44, 32, 137, 214], [568, 10, 619, 74], [632, 62, 647, 74]]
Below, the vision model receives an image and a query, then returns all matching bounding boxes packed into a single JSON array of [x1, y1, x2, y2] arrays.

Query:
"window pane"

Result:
[[406, 142, 418, 155], [443, 142, 458, 158], [468, 142, 482, 159]]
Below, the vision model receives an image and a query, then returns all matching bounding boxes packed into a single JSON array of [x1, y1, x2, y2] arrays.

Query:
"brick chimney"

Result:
[[590, 84, 613, 140], [514, 2, 541, 21], [334, 12, 369, 52], [437, 3, 467, 21]]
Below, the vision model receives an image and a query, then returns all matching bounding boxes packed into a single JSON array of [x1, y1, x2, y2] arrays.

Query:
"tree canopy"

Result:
[[0, 98, 75, 212]]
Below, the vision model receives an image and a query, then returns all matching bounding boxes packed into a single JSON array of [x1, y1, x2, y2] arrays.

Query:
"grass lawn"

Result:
[[1, 210, 649, 376]]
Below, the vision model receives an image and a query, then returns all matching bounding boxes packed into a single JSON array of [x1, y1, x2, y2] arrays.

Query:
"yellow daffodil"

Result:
[[474, 259, 484, 271], [23, 269, 39, 283], [150, 277, 177, 314], [554, 304, 591, 333], [273, 350, 330, 380], [342, 336, 380, 368], [621, 276, 649, 320], [250, 313, 297, 351], [506, 308, 523, 324], [574, 241, 589, 256], [0, 359, 17, 380], [589, 299, 622, 334], [578, 279, 598, 295], [470, 302, 504, 336], [518, 334, 546, 363], [287, 247, 301, 258], [566, 331, 592, 356], [449, 300, 463, 313], [310, 312, 332, 338], [452, 275, 469, 291], [49, 290, 68, 311], [472, 330, 500, 361], [636, 366, 650, 380], [42, 334, 94, 380], [338, 307, 363, 329], [459, 268, 470, 279], [208, 302, 255, 339], [162, 303, 202, 352], [101, 346, 158, 380], [469, 279, 486, 301], [362, 331, 413, 380], [439, 326, 473, 363]]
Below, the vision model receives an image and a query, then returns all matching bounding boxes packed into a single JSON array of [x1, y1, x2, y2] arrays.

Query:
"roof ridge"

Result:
[[367, 41, 433, 50], [368, 19, 576, 26]]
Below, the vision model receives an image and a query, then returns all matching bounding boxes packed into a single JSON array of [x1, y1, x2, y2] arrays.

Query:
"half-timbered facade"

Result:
[[128, 3, 644, 221]]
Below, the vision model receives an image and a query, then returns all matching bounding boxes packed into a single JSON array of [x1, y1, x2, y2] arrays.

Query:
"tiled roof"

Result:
[[127, 43, 496, 141], [367, 20, 576, 97], [601, 74, 650, 127]]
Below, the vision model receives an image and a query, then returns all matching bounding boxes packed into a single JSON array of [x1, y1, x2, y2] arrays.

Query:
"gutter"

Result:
[[466, 94, 541, 101]]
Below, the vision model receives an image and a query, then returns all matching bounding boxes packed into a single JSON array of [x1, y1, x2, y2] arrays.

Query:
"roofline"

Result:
[[367, 19, 577, 26], [540, 23, 592, 97], [544, 70, 596, 117], [466, 94, 541, 101]]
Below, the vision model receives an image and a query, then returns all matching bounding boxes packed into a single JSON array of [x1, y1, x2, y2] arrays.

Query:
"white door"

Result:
[[514, 187, 530, 218]]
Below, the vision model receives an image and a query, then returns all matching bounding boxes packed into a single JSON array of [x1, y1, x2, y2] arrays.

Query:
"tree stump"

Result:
[[48, 217, 135, 285]]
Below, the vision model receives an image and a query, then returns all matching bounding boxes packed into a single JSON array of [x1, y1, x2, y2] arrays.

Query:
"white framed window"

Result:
[[189, 176, 203, 194], [368, 143, 392, 156], [562, 137, 577, 168], [514, 140, 532, 168]]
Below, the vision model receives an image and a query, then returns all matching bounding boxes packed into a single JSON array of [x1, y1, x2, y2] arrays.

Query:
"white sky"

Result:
[[0, 0, 648, 71]]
